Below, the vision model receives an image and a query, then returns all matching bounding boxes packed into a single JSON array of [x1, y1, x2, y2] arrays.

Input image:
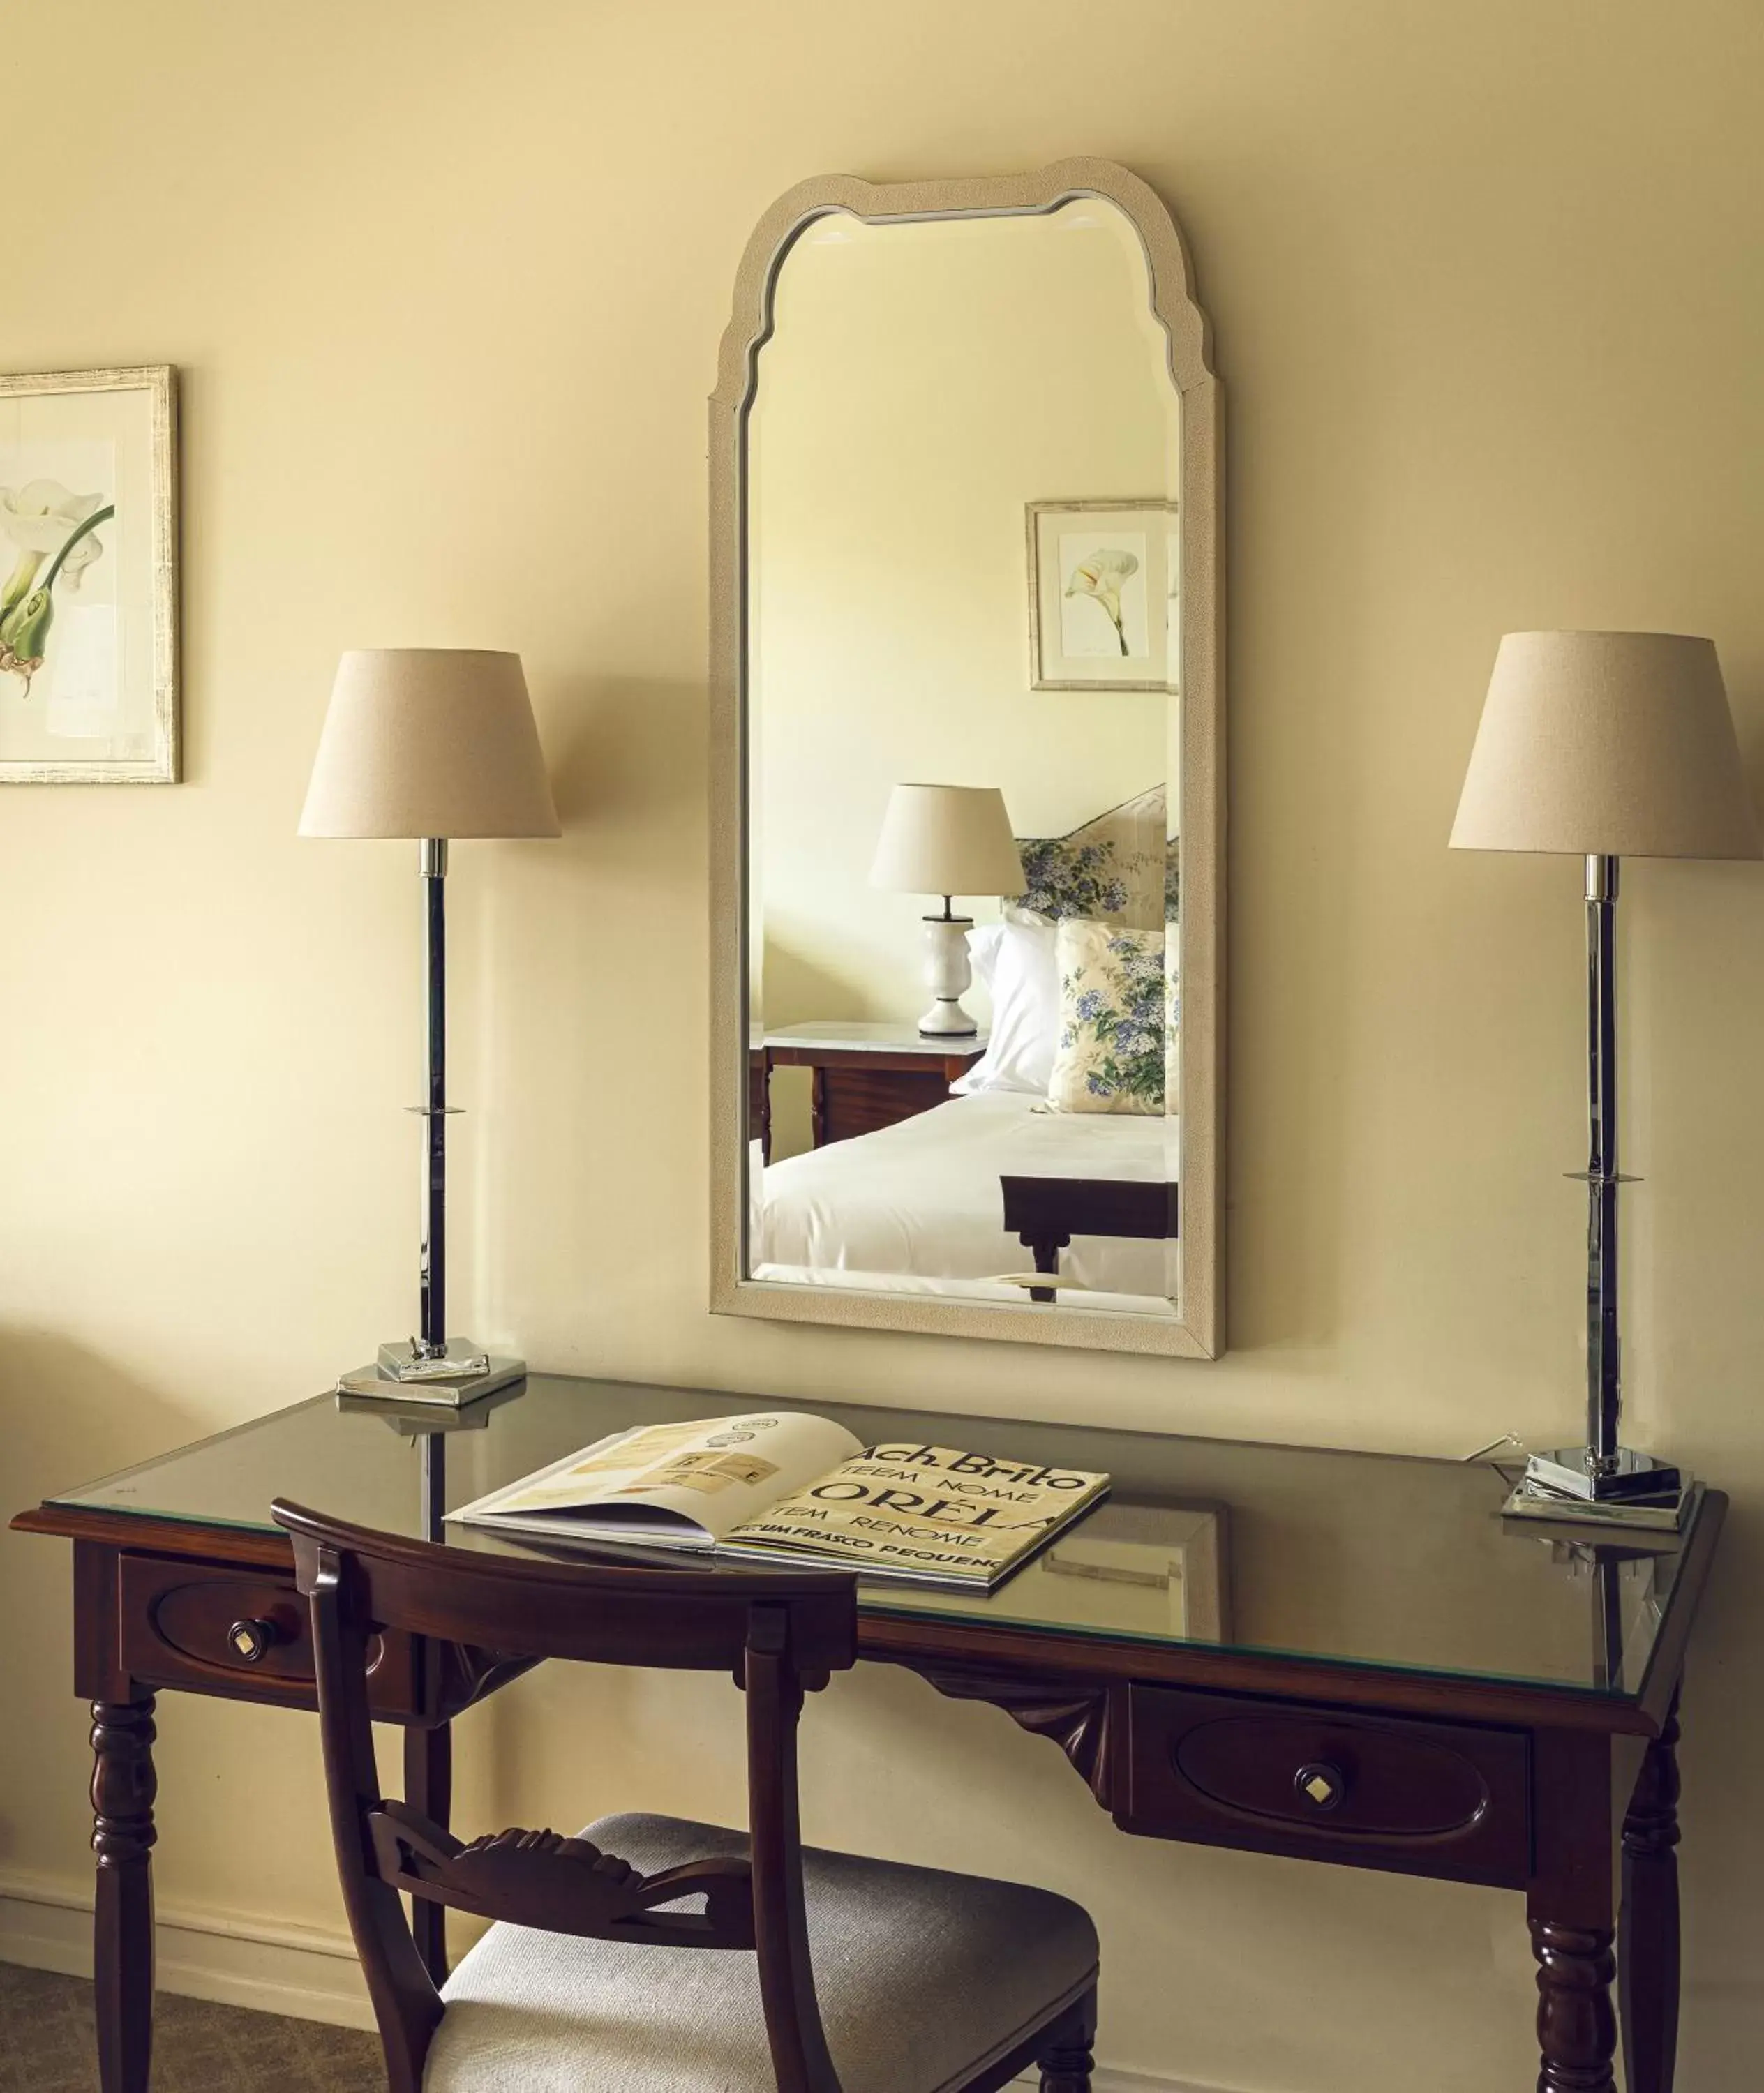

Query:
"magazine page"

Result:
[[448, 1411, 863, 1545], [720, 1443, 1109, 1585]]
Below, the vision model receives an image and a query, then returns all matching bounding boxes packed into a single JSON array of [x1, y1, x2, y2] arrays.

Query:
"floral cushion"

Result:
[[1046, 920, 1166, 1116], [1011, 786, 1172, 931], [1015, 834, 1131, 921]]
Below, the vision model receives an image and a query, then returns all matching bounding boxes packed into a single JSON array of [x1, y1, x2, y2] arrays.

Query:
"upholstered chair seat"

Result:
[[426, 1813, 1099, 2093]]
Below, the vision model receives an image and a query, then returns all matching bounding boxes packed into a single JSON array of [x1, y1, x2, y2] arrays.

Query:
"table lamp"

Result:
[[869, 783, 1025, 1035], [1451, 630, 1761, 1524], [301, 647, 561, 1404]]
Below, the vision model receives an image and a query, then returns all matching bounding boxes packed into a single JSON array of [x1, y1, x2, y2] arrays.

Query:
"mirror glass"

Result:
[[741, 193, 1186, 1326]]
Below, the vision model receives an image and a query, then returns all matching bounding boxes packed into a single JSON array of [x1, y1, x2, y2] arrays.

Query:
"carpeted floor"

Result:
[[0, 1963, 385, 2093]]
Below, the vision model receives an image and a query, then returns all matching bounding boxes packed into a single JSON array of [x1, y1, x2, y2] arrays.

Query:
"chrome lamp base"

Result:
[[336, 839, 528, 1414], [1503, 1446, 1693, 1531], [338, 1337, 527, 1409], [1497, 855, 1692, 1537]]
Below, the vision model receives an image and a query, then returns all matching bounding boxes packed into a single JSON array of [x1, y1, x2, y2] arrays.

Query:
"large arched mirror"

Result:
[[710, 160, 1223, 1358]]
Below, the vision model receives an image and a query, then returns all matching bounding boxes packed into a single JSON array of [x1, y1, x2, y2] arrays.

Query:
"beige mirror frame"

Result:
[[709, 158, 1225, 1360]]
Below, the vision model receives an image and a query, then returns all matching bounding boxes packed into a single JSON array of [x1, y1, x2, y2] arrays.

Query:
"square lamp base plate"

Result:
[[337, 1338, 527, 1409], [1503, 1446, 1694, 1532]]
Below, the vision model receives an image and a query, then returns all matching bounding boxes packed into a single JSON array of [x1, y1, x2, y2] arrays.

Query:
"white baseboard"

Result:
[[0, 1870, 373, 2030], [1, 1871, 1227, 2089], [1014, 2078, 1225, 2092]]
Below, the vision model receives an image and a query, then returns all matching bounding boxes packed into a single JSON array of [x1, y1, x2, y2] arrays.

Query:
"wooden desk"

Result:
[[13, 1374, 1721, 2093]]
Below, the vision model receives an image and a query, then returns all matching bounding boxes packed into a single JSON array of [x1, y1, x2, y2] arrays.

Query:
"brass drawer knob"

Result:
[[227, 1618, 279, 1664], [1294, 1760, 1346, 1813]]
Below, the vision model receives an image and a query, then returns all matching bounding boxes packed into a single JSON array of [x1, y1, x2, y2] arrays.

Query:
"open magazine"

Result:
[[447, 1411, 1109, 1592]]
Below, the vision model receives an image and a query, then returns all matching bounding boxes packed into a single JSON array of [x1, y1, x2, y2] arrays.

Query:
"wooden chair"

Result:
[[274, 1501, 1100, 2093]]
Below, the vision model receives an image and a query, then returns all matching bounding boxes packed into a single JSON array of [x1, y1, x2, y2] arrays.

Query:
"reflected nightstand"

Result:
[[758, 1021, 989, 1157]]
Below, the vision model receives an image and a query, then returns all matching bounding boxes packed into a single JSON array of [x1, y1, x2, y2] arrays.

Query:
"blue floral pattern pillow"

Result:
[[1011, 786, 1168, 931], [1015, 834, 1134, 922], [1047, 921, 1166, 1116]]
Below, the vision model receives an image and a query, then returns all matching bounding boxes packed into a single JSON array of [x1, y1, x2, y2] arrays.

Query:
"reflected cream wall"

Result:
[[752, 206, 1174, 1044], [1, 3, 1761, 2090]]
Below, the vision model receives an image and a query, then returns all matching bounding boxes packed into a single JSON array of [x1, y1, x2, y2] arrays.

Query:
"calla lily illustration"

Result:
[[0, 587, 52, 669], [0, 554, 36, 620], [0, 481, 107, 605], [1065, 547, 1139, 656], [0, 501, 114, 693]]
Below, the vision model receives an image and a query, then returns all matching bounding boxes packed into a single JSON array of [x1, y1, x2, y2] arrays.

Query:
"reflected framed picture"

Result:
[[1026, 497, 1177, 692], [0, 366, 178, 784], [1040, 1502, 1228, 1640]]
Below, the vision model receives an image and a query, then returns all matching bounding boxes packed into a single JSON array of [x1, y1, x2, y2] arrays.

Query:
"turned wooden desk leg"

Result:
[[1620, 1698, 1682, 2093], [1529, 1729, 1617, 2093], [91, 1697, 157, 2093], [1530, 1918, 1617, 2093], [404, 1723, 452, 1986]]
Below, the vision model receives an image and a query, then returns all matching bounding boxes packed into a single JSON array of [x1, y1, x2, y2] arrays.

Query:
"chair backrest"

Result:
[[272, 1500, 859, 2093]]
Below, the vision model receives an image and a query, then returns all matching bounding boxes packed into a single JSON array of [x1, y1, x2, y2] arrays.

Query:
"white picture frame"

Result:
[[1027, 497, 1177, 693], [0, 366, 179, 784]]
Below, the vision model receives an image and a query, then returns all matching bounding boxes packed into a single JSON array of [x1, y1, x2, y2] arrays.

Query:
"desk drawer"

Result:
[[118, 1557, 415, 1713], [1117, 1686, 1531, 1886]]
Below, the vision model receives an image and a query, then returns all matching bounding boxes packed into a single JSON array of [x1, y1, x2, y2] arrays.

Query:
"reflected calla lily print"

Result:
[[1064, 546, 1139, 655]]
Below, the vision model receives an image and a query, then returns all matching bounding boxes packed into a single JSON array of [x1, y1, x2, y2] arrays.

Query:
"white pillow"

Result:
[[952, 917, 1061, 1096], [965, 921, 1008, 993]]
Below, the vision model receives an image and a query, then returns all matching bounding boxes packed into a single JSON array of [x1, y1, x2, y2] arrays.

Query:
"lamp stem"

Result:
[[1585, 852, 1621, 1474], [338, 827, 521, 1405], [419, 836, 448, 1358], [1508, 849, 1682, 1520]]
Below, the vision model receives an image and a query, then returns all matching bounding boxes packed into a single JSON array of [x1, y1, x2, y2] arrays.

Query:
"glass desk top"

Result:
[[42, 1373, 1710, 1701]]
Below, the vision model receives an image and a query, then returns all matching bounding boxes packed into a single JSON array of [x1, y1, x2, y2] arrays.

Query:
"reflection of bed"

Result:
[[751, 1091, 1177, 1311]]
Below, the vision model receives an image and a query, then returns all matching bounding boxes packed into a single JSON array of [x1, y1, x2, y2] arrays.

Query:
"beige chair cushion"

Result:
[[426, 1813, 1098, 2093]]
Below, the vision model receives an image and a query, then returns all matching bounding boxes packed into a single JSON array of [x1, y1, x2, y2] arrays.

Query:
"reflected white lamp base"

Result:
[[918, 913, 977, 1035]]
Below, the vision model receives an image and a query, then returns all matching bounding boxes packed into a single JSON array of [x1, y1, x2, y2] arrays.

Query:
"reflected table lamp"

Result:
[[1451, 630, 1761, 1524], [869, 783, 1025, 1035], [301, 647, 561, 1404]]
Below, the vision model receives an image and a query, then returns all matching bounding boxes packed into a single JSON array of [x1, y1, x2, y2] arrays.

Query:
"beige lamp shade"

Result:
[[869, 783, 1025, 898], [299, 648, 562, 839], [1451, 631, 1761, 858]]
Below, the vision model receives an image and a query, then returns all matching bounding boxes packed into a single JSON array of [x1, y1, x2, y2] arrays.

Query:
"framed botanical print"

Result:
[[0, 366, 178, 783], [1026, 497, 1177, 692]]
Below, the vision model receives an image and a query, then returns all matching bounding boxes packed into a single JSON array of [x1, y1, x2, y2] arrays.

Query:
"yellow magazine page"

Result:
[[449, 1411, 864, 1545], [722, 1443, 1109, 1584]]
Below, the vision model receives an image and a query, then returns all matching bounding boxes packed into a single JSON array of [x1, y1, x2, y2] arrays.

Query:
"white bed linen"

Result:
[[751, 1090, 1176, 1307]]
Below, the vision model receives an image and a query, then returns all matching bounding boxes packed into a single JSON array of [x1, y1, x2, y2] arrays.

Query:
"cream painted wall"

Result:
[[752, 204, 1174, 1041], [1, 3, 1762, 2088]]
